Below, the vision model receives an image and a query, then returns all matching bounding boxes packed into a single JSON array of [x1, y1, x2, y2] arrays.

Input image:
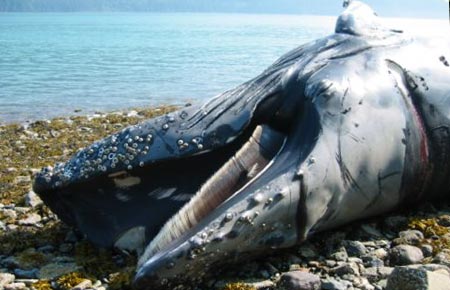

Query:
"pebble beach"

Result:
[[1, 106, 450, 290]]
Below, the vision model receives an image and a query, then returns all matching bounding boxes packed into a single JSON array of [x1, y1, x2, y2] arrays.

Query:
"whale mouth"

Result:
[[139, 124, 286, 262]]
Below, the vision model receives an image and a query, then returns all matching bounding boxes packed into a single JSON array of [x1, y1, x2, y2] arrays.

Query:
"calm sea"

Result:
[[0, 13, 447, 124]]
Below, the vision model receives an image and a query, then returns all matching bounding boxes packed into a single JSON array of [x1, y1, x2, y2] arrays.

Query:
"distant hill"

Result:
[[0, 0, 447, 19]]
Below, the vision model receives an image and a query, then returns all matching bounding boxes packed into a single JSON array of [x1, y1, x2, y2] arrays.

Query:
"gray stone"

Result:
[[18, 213, 42, 226], [389, 245, 423, 265], [279, 271, 321, 290], [322, 278, 351, 290], [362, 256, 384, 268], [397, 230, 424, 246], [433, 250, 450, 267], [353, 277, 374, 290], [363, 267, 393, 282], [386, 266, 450, 290], [421, 244, 434, 257], [38, 263, 82, 279], [0, 273, 15, 288], [14, 268, 38, 279], [331, 262, 360, 276], [344, 241, 368, 257], [4, 282, 27, 290], [24, 191, 42, 208], [329, 248, 348, 262], [298, 243, 319, 260]]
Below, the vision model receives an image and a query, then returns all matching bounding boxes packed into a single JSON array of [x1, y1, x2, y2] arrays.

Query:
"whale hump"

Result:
[[336, 1, 400, 36]]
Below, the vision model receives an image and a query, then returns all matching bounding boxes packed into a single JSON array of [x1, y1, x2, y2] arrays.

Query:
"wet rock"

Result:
[[389, 245, 423, 265], [344, 241, 368, 257], [386, 266, 450, 290], [14, 268, 38, 279], [38, 262, 82, 279], [0, 273, 15, 287], [24, 191, 42, 208], [4, 282, 27, 290], [278, 271, 321, 290], [18, 213, 41, 226]]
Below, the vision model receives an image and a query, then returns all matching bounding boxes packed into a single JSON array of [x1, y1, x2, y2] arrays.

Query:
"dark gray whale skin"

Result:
[[33, 1, 450, 289]]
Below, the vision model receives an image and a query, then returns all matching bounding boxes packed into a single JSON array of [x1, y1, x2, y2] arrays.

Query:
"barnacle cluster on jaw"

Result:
[[36, 109, 209, 189]]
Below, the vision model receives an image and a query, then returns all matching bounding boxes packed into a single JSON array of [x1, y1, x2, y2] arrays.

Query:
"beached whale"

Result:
[[33, 1, 450, 288]]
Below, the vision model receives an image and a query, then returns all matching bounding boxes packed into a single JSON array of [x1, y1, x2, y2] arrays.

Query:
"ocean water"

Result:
[[0, 13, 448, 124]]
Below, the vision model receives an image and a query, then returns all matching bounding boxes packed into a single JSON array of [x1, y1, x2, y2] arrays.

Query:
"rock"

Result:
[[383, 216, 408, 231], [0, 273, 15, 287], [329, 248, 348, 262], [1, 256, 20, 268], [59, 243, 73, 253], [362, 256, 384, 268], [278, 271, 321, 290], [0, 221, 6, 231], [359, 224, 384, 239], [433, 250, 450, 267], [353, 277, 374, 290], [4, 282, 27, 290], [1, 209, 17, 220], [14, 268, 38, 279], [298, 243, 319, 260], [127, 110, 139, 117], [389, 245, 423, 265], [24, 191, 42, 208], [331, 262, 360, 276], [396, 230, 424, 246], [321, 278, 351, 290], [386, 266, 450, 290], [421, 244, 434, 257], [363, 267, 393, 282], [70, 279, 92, 290], [14, 176, 31, 185], [38, 263, 82, 279], [18, 213, 42, 226], [344, 241, 368, 257], [438, 215, 450, 227]]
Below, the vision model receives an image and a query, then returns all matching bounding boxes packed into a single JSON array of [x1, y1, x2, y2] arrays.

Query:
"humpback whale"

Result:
[[33, 1, 450, 289]]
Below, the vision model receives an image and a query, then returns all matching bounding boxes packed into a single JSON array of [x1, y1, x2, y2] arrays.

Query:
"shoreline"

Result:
[[1, 105, 450, 290]]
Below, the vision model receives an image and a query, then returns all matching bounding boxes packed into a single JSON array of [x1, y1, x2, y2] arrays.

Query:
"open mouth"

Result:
[[139, 124, 286, 262]]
